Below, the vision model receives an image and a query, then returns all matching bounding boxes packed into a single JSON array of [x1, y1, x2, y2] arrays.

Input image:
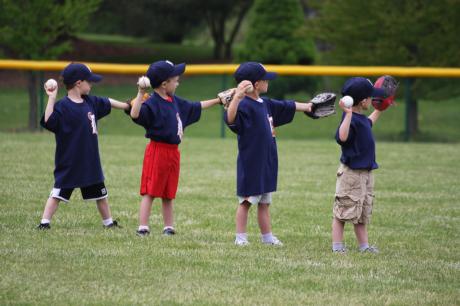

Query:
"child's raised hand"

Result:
[[339, 97, 353, 114], [44, 79, 58, 98], [235, 80, 253, 99], [137, 76, 151, 92]]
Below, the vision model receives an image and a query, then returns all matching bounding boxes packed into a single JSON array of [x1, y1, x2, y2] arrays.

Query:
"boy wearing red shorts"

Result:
[[130, 60, 221, 236]]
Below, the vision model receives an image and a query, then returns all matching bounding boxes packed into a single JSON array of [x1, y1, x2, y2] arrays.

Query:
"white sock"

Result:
[[41, 219, 50, 224], [138, 225, 149, 231], [102, 218, 113, 226], [261, 232, 274, 243], [163, 226, 174, 230], [235, 233, 248, 241]]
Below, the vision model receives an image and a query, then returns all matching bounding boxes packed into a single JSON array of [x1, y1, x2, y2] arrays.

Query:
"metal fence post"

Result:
[[404, 78, 414, 141], [39, 71, 44, 130]]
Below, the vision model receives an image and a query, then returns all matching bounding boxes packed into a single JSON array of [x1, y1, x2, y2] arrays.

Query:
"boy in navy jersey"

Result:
[[225, 62, 314, 246], [332, 77, 387, 253], [37, 63, 130, 230], [130, 60, 221, 236]]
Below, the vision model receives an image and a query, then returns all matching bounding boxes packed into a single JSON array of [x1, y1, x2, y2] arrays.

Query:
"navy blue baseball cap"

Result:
[[146, 60, 186, 88], [61, 63, 102, 85], [342, 77, 386, 105], [234, 62, 277, 84]]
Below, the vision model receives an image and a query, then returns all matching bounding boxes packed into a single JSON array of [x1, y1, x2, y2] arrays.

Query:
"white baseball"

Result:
[[342, 95, 354, 108], [45, 79, 57, 91], [138, 76, 151, 89], [245, 84, 254, 93]]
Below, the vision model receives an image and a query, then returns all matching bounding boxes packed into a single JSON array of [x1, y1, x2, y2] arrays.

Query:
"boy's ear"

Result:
[[161, 80, 168, 88]]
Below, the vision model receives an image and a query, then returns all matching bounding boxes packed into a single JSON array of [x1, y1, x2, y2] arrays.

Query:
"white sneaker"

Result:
[[262, 235, 283, 246], [235, 238, 249, 246]]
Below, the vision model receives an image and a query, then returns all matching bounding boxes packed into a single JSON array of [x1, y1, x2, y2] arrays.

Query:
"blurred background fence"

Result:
[[1, 60, 459, 142]]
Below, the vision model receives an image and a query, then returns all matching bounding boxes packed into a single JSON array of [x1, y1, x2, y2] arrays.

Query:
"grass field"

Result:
[[0, 132, 459, 305]]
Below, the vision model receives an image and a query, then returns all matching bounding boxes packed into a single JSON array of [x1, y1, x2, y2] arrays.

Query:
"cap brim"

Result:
[[371, 87, 386, 98], [262, 72, 277, 80], [87, 73, 102, 83], [171, 63, 186, 77]]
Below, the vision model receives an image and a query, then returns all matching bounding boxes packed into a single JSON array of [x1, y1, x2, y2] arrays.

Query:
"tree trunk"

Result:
[[27, 71, 38, 131]]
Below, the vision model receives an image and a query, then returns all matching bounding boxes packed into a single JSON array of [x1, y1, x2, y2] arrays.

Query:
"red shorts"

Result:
[[140, 141, 180, 199]]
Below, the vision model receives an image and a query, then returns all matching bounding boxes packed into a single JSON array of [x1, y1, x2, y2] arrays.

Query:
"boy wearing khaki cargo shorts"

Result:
[[332, 77, 387, 253]]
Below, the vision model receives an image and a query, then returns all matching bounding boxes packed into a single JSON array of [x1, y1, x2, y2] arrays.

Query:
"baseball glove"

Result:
[[124, 93, 150, 115], [304, 92, 337, 119], [372, 75, 398, 111], [217, 88, 236, 110]]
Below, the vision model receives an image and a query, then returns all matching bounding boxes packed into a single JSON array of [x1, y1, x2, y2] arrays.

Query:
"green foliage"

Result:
[[91, 0, 200, 43], [238, 0, 315, 64], [0, 0, 101, 59], [237, 0, 317, 98], [311, 0, 460, 68], [1, 134, 459, 304]]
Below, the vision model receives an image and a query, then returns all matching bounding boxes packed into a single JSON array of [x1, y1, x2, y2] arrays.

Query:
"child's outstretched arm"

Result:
[[368, 109, 382, 125], [43, 80, 58, 122], [338, 99, 353, 142], [108, 98, 130, 111], [294, 102, 313, 113], [200, 98, 221, 109], [226, 80, 253, 124]]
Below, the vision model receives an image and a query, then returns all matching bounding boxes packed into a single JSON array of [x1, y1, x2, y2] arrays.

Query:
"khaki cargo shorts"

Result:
[[333, 164, 375, 224]]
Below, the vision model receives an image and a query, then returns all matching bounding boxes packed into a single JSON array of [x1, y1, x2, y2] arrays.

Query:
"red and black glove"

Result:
[[372, 75, 398, 111]]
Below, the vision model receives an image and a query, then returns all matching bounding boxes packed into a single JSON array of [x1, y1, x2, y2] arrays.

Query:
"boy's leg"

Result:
[[95, 198, 119, 227], [353, 223, 368, 245], [332, 217, 346, 252], [40, 197, 60, 224], [161, 198, 175, 235], [96, 197, 111, 220], [139, 195, 154, 226], [258, 203, 282, 245], [354, 223, 378, 252], [236, 201, 251, 234], [257, 203, 271, 234]]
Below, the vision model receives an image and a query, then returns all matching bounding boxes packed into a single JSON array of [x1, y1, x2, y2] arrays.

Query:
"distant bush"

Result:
[[237, 0, 317, 98]]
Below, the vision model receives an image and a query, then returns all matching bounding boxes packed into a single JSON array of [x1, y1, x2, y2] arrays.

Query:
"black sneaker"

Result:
[[104, 220, 121, 228], [136, 229, 150, 237], [162, 227, 176, 236], [37, 223, 51, 230]]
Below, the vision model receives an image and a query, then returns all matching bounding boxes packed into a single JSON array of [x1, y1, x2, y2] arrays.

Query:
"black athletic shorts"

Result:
[[50, 182, 108, 202]]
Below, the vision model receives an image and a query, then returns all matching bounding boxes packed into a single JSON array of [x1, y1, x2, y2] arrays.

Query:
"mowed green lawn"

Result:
[[0, 132, 459, 305]]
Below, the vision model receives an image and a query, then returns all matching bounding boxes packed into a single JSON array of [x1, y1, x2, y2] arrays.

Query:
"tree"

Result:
[[91, 0, 253, 60], [0, 0, 101, 130], [237, 0, 317, 98], [91, 0, 199, 43], [198, 0, 254, 60], [310, 0, 460, 139]]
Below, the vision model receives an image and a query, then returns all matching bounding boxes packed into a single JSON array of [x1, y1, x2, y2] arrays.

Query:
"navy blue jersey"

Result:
[[40, 95, 111, 188], [225, 97, 296, 196], [133, 92, 202, 144], [335, 112, 378, 170]]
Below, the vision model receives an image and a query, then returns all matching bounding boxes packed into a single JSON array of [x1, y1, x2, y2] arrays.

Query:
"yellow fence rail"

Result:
[[1, 59, 460, 77]]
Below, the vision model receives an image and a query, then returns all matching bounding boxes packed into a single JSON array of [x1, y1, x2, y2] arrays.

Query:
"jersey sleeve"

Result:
[[92, 96, 111, 120], [224, 103, 249, 135], [266, 98, 296, 127], [132, 102, 154, 129], [40, 102, 62, 133], [176, 96, 202, 127]]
